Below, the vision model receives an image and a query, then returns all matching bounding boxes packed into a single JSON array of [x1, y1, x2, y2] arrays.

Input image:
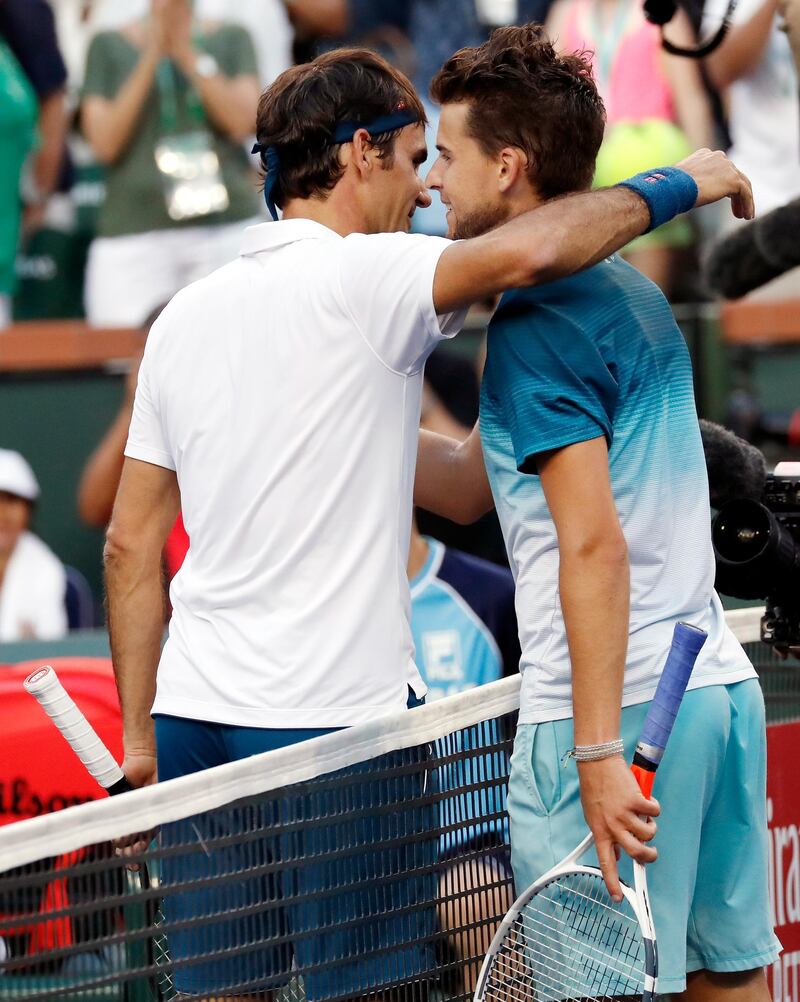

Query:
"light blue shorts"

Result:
[[508, 679, 781, 993]]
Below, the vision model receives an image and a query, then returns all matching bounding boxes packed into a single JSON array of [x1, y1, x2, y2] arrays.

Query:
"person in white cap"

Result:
[[0, 449, 67, 642]]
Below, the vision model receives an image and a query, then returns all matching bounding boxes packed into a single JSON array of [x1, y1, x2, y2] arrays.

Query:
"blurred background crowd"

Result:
[[1, 0, 799, 644]]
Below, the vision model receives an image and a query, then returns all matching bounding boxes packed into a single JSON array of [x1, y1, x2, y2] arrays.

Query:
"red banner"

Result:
[[0, 658, 123, 826], [768, 721, 800, 1002]]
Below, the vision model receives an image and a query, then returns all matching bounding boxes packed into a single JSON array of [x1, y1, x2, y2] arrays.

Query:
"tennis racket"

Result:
[[474, 620, 708, 1002], [24, 665, 174, 1000], [23, 665, 133, 796]]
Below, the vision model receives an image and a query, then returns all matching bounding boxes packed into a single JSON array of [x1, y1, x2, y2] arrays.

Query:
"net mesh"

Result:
[[0, 611, 791, 1002], [0, 706, 517, 1002]]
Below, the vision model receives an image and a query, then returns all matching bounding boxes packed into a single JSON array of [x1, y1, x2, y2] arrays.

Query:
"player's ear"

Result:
[[350, 129, 375, 178], [498, 147, 529, 194]]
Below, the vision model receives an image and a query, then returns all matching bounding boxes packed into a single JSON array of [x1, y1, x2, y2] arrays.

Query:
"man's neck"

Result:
[[506, 190, 545, 221], [282, 187, 369, 238], [506, 185, 589, 223]]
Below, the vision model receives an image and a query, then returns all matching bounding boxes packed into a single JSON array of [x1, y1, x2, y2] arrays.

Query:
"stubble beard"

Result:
[[450, 203, 509, 241]]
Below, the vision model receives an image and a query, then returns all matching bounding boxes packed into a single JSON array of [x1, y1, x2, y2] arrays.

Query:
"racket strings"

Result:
[[514, 912, 643, 987], [483, 871, 646, 1002], [488, 935, 639, 1002], [520, 893, 644, 974]]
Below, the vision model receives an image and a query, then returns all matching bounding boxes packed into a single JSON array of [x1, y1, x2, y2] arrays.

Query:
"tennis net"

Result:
[[0, 608, 788, 1002]]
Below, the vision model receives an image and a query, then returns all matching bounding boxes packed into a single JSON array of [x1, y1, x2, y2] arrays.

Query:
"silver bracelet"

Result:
[[568, 738, 624, 763]]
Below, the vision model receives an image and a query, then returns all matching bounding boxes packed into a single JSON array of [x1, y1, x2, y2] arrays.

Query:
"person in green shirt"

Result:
[[80, 0, 262, 327], [0, 40, 37, 327]]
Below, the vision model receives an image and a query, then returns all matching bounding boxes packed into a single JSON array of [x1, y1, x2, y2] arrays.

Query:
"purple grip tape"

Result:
[[638, 622, 707, 760]]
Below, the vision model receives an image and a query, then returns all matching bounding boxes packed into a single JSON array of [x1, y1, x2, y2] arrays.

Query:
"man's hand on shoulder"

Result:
[[577, 755, 659, 901], [677, 148, 755, 220]]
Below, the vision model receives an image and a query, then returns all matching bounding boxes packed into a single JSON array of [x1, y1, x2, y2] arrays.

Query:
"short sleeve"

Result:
[[487, 298, 618, 474], [337, 232, 465, 375], [81, 32, 119, 99], [0, 0, 67, 98], [212, 24, 259, 78], [125, 321, 176, 471]]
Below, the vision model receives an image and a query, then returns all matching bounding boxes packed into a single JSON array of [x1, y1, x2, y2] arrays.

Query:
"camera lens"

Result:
[[713, 502, 771, 562], [713, 499, 800, 598]]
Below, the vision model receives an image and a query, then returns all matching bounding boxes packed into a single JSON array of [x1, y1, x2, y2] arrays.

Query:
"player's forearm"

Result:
[[560, 537, 630, 745], [104, 538, 165, 755], [414, 427, 493, 524], [705, 0, 777, 88], [32, 90, 67, 196], [83, 46, 160, 165]]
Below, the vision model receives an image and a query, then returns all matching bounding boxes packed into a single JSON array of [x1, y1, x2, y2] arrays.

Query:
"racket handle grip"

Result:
[[635, 622, 707, 771], [24, 665, 132, 795]]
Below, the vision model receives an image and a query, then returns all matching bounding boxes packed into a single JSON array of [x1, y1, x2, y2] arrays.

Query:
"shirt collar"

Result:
[[240, 219, 342, 256]]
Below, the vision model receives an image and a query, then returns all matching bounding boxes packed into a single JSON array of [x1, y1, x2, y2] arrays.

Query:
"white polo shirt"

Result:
[[125, 219, 464, 728]]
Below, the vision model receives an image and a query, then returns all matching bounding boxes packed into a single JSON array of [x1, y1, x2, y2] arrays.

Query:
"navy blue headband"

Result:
[[331, 109, 419, 144], [252, 109, 420, 221]]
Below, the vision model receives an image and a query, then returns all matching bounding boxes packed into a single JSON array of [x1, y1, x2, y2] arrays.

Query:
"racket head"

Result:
[[475, 863, 656, 1002]]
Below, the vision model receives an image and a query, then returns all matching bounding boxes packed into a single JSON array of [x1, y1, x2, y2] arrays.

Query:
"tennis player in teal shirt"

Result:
[[414, 23, 779, 1001]]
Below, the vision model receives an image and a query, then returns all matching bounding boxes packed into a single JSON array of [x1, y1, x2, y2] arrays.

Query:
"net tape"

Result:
[[0, 611, 776, 1002]]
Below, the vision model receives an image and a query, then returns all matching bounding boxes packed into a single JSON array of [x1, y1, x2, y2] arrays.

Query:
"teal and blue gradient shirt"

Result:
[[480, 255, 755, 725]]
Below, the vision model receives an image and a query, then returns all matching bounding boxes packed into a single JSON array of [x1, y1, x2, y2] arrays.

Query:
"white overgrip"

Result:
[[23, 665, 125, 791]]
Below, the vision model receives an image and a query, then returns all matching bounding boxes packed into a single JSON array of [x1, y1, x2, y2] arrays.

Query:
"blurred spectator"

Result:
[[547, 0, 714, 294], [0, 0, 69, 239], [780, 0, 800, 65], [0, 45, 34, 326], [0, 41, 35, 329], [289, 0, 553, 92], [199, 0, 293, 85], [704, 0, 799, 218], [408, 0, 554, 94], [408, 519, 519, 700], [0, 450, 67, 642], [67, 0, 292, 88], [80, 0, 262, 327], [702, 0, 800, 298], [78, 309, 188, 582], [57, 0, 294, 91], [77, 347, 143, 529], [408, 516, 518, 994]]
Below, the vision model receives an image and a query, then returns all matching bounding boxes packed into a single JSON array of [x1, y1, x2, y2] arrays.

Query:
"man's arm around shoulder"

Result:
[[433, 150, 754, 314]]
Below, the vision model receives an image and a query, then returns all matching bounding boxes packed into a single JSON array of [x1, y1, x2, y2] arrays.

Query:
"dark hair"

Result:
[[430, 24, 605, 199], [255, 49, 426, 208]]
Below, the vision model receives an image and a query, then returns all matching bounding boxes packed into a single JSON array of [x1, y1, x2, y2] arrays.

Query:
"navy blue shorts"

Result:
[[154, 693, 436, 1000]]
